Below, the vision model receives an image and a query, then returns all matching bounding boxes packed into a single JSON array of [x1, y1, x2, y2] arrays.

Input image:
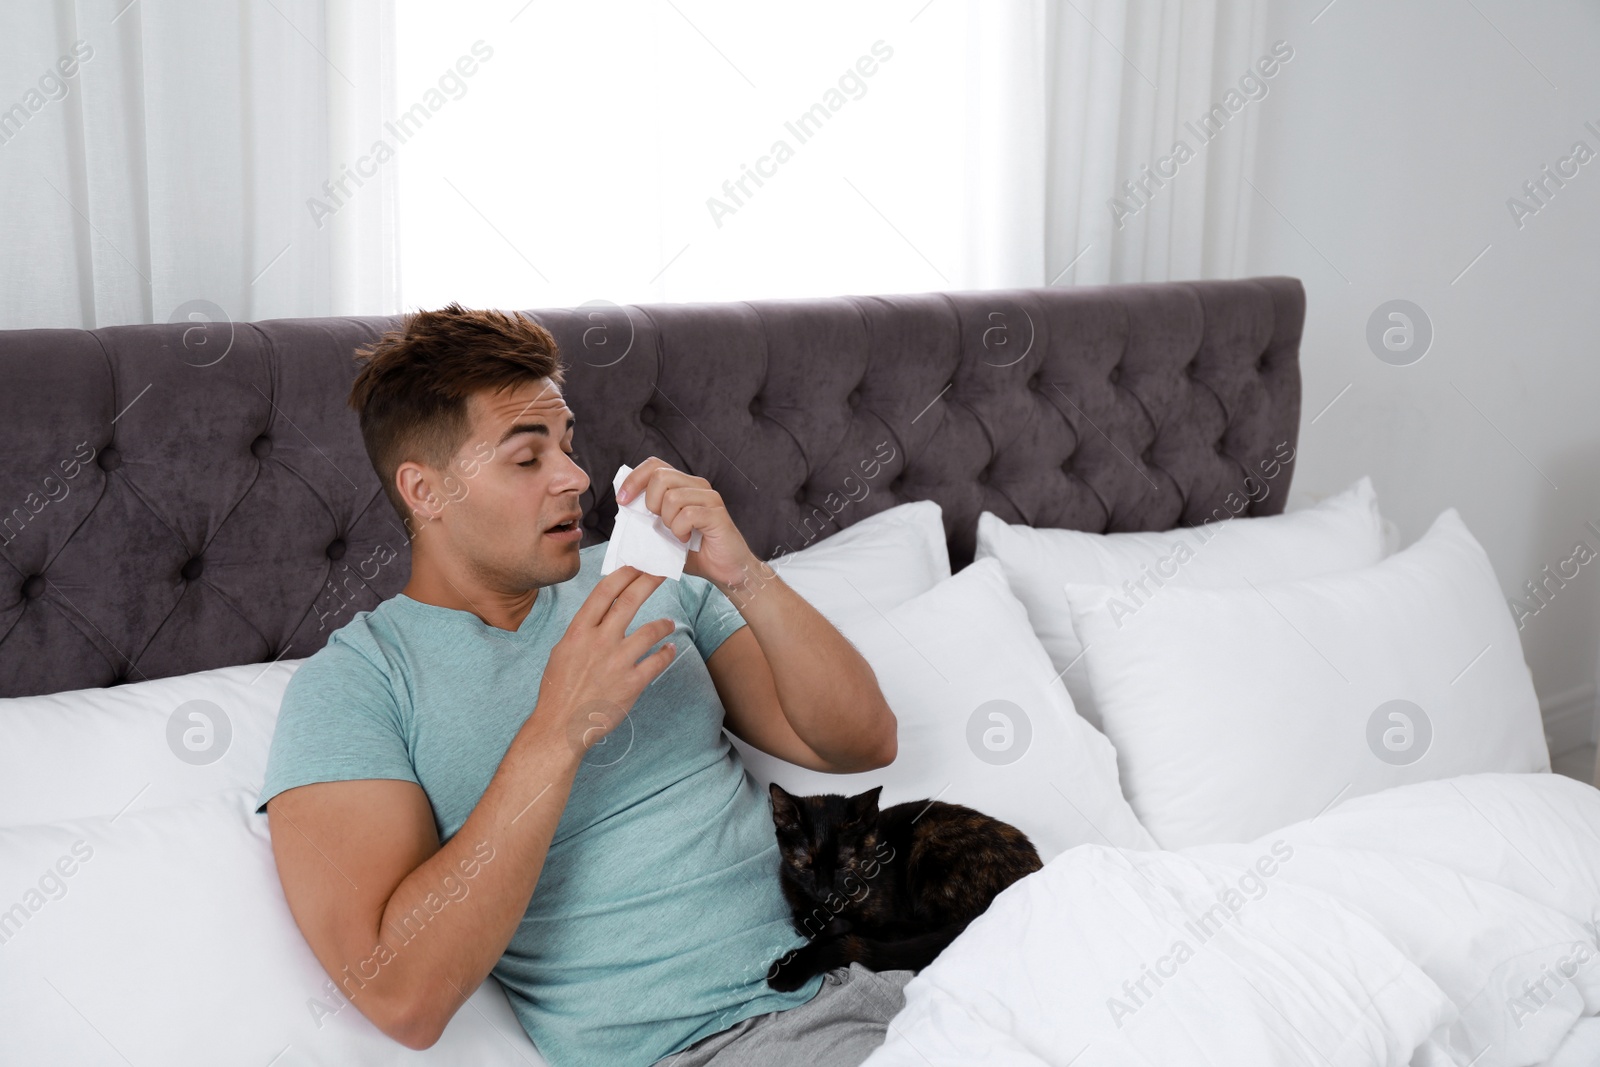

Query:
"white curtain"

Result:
[[978, 0, 1273, 287], [0, 0, 397, 330]]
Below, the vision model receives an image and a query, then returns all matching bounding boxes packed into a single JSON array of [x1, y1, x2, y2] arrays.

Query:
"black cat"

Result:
[[765, 782, 1042, 991]]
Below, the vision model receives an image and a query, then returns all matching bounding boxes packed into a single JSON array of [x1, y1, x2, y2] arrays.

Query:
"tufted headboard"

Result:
[[0, 276, 1304, 698]]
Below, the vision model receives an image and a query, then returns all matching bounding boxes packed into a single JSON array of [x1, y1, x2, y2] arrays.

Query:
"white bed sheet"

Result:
[[862, 771, 1600, 1067]]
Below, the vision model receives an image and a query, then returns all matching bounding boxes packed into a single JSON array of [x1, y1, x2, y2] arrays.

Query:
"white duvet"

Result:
[[863, 772, 1600, 1067]]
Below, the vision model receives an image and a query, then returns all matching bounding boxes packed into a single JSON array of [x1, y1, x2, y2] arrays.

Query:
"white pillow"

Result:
[[0, 787, 547, 1066], [0, 659, 301, 827], [1063, 508, 1550, 849], [766, 499, 949, 630], [975, 476, 1385, 729], [730, 557, 1157, 861]]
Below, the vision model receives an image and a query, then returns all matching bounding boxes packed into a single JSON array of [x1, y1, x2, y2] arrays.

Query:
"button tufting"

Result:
[[181, 556, 205, 581], [1108, 367, 1122, 385], [890, 475, 905, 492], [251, 434, 273, 459], [978, 467, 991, 485], [584, 511, 600, 529], [847, 390, 861, 409], [793, 486, 807, 504], [640, 406, 657, 426], [1028, 374, 1041, 391], [1257, 354, 1270, 371], [325, 539, 347, 561], [97, 446, 122, 471], [748, 396, 763, 417], [1142, 448, 1154, 464], [1215, 439, 1227, 454], [21, 574, 45, 599], [1187, 361, 1200, 377]]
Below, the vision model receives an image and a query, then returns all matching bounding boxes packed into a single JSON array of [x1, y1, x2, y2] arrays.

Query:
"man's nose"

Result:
[[562, 454, 590, 493]]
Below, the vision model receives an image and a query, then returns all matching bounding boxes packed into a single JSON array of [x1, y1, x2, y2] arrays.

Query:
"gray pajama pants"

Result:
[[653, 964, 916, 1067]]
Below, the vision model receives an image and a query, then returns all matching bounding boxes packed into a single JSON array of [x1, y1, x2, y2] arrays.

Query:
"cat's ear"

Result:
[[770, 782, 802, 829], [848, 785, 883, 818]]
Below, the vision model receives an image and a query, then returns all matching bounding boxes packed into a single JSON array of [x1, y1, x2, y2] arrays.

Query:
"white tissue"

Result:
[[600, 462, 703, 581]]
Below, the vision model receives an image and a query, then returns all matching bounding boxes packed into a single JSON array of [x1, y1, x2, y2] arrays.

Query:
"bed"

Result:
[[1, 276, 1595, 1066]]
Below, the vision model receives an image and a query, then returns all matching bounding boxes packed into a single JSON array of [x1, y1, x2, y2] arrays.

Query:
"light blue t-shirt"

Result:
[[257, 542, 822, 1066]]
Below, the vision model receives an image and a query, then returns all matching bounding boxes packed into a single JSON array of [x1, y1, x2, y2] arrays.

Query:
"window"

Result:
[[394, 1, 982, 310]]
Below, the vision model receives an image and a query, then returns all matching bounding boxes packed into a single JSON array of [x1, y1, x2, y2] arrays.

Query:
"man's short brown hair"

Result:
[[348, 302, 566, 524]]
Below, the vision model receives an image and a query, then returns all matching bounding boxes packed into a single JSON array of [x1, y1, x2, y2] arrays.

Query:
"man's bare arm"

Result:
[[616, 457, 897, 774], [267, 565, 675, 1050], [710, 564, 897, 773], [268, 724, 580, 1048]]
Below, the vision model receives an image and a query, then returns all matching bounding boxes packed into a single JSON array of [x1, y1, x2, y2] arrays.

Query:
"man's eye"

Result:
[[519, 449, 577, 468]]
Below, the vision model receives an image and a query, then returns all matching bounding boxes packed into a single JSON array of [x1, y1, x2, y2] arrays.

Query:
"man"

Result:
[[258, 304, 907, 1067]]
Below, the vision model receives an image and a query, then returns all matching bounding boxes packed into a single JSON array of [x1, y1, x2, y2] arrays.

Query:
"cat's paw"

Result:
[[766, 947, 818, 992], [767, 967, 812, 992]]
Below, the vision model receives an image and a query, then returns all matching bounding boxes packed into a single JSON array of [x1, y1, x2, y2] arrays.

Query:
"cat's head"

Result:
[[769, 783, 884, 902]]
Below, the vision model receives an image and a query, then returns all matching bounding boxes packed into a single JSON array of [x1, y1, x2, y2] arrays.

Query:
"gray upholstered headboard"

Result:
[[0, 276, 1304, 698]]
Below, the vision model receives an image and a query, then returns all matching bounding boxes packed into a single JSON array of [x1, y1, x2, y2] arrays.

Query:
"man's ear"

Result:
[[395, 460, 444, 524]]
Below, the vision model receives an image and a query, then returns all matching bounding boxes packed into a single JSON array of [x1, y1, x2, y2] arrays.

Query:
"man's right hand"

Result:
[[532, 564, 678, 760]]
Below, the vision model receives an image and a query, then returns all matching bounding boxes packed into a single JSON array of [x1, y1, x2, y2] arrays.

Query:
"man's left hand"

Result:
[[616, 457, 762, 591]]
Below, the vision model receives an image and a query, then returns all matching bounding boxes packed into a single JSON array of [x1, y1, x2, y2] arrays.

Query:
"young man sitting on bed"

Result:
[[257, 305, 906, 1067]]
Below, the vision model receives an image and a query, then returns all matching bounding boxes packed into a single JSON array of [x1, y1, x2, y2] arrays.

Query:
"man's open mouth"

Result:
[[546, 518, 581, 534]]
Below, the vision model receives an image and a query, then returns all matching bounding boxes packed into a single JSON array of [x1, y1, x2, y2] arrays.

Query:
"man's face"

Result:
[[429, 377, 589, 590]]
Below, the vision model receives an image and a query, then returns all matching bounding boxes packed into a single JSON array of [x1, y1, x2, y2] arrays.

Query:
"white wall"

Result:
[[1246, 0, 1600, 751]]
